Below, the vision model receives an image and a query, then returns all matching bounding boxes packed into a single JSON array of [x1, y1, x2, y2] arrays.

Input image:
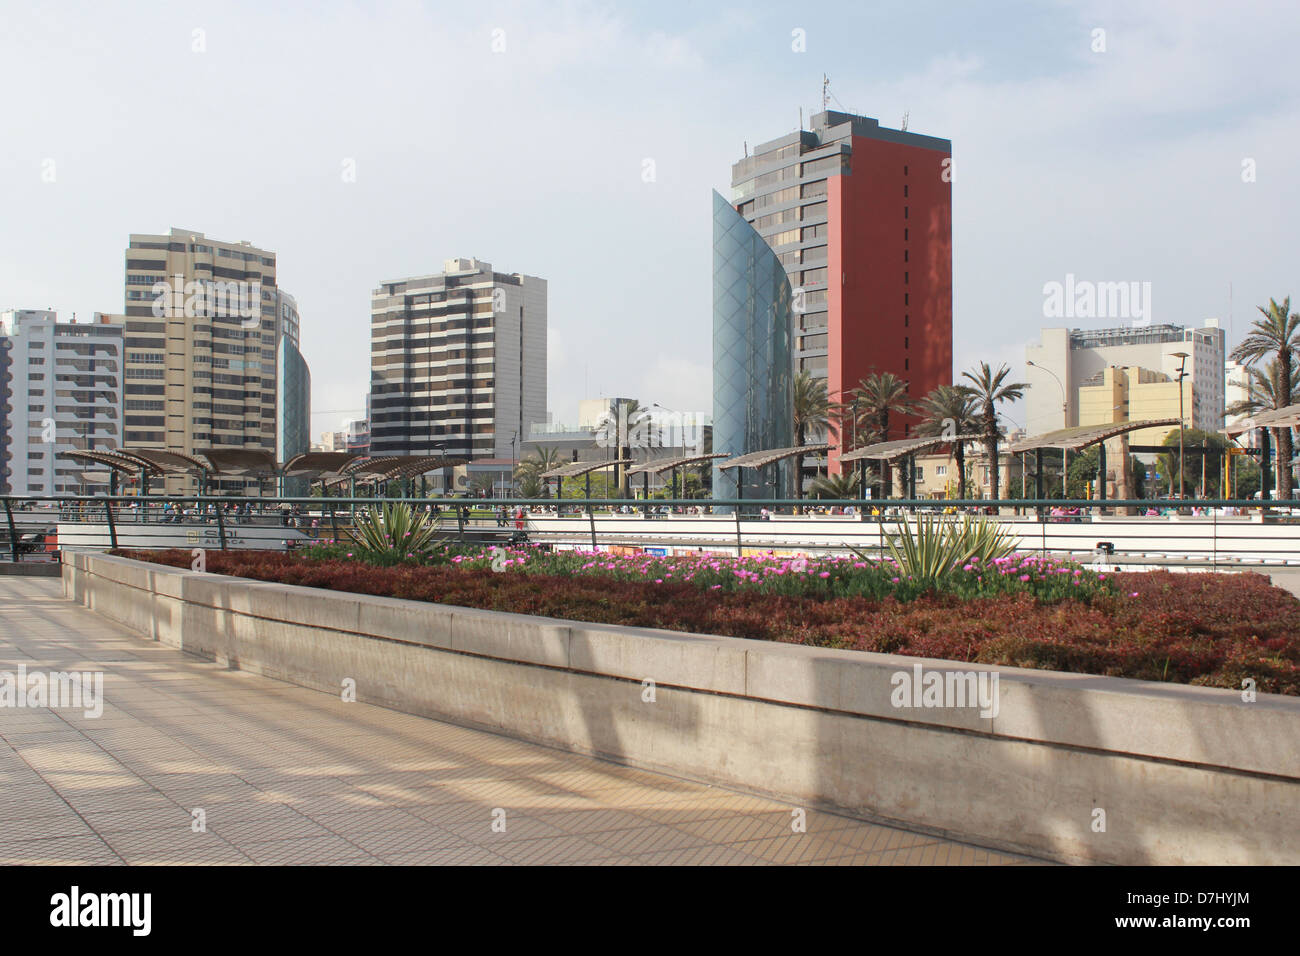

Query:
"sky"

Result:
[[2, 0, 1297, 439]]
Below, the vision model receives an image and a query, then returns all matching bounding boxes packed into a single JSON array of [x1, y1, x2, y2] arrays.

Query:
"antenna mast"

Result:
[[901, 110, 909, 132], [821, 74, 829, 112]]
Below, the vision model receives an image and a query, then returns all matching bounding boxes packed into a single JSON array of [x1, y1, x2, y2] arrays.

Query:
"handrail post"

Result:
[[456, 504, 466, 542], [3, 498, 18, 562], [588, 508, 598, 551], [215, 499, 227, 550], [734, 507, 742, 557], [105, 497, 118, 551]]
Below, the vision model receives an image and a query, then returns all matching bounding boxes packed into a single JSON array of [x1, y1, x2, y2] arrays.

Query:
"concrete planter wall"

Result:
[[64, 551, 1300, 865]]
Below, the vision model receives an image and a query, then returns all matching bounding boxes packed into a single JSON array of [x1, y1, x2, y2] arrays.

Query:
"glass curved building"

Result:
[[711, 190, 794, 501]]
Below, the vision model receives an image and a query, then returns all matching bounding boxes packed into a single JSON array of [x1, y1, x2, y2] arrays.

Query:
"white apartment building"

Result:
[[0, 310, 125, 496], [369, 258, 546, 462], [1024, 320, 1226, 437]]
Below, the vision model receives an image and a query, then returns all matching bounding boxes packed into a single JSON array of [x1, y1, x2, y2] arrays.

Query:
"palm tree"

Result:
[[1227, 359, 1300, 497], [850, 372, 913, 498], [810, 471, 860, 499], [792, 371, 834, 509], [961, 362, 1028, 500], [514, 448, 563, 497], [1231, 297, 1300, 499], [915, 384, 978, 499]]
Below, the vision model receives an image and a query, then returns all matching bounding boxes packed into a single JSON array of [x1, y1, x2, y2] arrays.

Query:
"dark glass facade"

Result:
[[276, 338, 311, 496], [711, 190, 794, 501]]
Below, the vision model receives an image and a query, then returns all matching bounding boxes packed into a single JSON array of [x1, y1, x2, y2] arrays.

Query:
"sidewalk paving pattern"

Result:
[[0, 577, 1044, 865]]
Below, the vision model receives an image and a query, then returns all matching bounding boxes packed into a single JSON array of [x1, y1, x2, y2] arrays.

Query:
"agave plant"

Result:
[[879, 513, 1016, 587], [348, 501, 444, 564]]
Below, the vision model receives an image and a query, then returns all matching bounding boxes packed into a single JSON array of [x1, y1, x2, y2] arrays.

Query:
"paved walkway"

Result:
[[0, 577, 1041, 866]]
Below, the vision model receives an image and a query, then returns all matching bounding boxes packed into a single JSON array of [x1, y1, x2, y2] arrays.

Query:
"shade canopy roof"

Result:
[[718, 444, 835, 471], [281, 452, 364, 477], [124, 449, 211, 474], [541, 458, 634, 479], [198, 449, 279, 476], [1224, 403, 1300, 436], [839, 434, 985, 463], [60, 449, 165, 476], [1009, 419, 1181, 453], [625, 452, 729, 476], [343, 455, 469, 480]]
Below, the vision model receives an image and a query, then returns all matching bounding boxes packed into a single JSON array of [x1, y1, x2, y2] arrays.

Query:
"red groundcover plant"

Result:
[[117, 548, 1300, 695]]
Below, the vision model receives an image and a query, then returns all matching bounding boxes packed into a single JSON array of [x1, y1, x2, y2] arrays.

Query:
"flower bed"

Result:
[[117, 546, 1300, 694]]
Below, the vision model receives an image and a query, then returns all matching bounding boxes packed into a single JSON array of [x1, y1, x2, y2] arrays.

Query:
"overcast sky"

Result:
[[2, 0, 1297, 438]]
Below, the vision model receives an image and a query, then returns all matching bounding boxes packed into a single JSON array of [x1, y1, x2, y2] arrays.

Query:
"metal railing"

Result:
[[5, 493, 1300, 570]]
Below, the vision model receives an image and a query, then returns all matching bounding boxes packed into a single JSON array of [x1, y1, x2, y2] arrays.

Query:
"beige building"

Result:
[[123, 228, 303, 493], [909, 445, 1026, 499], [1025, 321, 1224, 437], [1077, 365, 1187, 446]]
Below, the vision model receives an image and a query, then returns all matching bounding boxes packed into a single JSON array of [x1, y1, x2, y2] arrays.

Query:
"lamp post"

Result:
[[1172, 352, 1190, 500], [1027, 360, 1068, 496]]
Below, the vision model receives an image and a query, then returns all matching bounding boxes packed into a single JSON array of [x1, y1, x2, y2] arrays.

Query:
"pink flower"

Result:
[[818, 571, 830, 578], [1019, 574, 1030, 582], [890, 577, 900, 583]]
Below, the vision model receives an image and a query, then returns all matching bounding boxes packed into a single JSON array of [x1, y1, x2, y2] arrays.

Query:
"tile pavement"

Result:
[[0, 577, 1046, 866]]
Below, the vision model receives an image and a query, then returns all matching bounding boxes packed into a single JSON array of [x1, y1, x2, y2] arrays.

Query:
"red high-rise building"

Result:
[[730, 111, 952, 479]]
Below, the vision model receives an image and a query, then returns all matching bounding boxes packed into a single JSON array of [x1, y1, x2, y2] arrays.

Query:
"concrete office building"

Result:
[[1025, 321, 1226, 438], [122, 228, 308, 493], [730, 110, 953, 477], [369, 258, 546, 470], [0, 310, 125, 496]]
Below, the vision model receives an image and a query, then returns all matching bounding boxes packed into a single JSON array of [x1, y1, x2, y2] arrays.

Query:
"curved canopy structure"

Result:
[[123, 449, 210, 474], [60, 449, 166, 477], [282, 452, 364, 477], [839, 434, 985, 463], [541, 458, 634, 480], [717, 444, 834, 471], [1009, 419, 1181, 454], [625, 453, 729, 476], [341, 455, 468, 480], [1224, 403, 1300, 437], [198, 449, 279, 476]]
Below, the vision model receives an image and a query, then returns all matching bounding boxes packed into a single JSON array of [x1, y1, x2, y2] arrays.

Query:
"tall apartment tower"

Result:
[[0, 310, 125, 496], [122, 228, 309, 492], [730, 111, 953, 471], [369, 258, 546, 464]]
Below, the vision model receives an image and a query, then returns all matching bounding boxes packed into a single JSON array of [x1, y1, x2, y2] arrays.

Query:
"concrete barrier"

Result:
[[64, 551, 1300, 865]]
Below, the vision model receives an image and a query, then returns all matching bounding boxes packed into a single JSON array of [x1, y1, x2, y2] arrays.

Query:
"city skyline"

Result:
[[3, 1, 1297, 440]]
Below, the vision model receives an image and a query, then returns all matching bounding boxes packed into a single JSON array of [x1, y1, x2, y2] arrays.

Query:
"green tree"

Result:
[[915, 384, 978, 499], [1065, 448, 1148, 500], [514, 448, 563, 498], [810, 471, 860, 499], [961, 362, 1027, 501], [850, 371, 913, 498], [792, 371, 834, 509], [1155, 428, 1232, 498], [1230, 297, 1300, 499]]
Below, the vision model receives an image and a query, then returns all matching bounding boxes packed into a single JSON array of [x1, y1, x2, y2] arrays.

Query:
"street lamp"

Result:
[[1172, 352, 1190, 500], [1027, 360, 1069, 496]]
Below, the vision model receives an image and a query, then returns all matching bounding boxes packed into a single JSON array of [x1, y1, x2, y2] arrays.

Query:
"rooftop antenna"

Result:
[[901, 110, 909, 132], [821, 74, 830, 112], [743, 140, 748, 157]]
